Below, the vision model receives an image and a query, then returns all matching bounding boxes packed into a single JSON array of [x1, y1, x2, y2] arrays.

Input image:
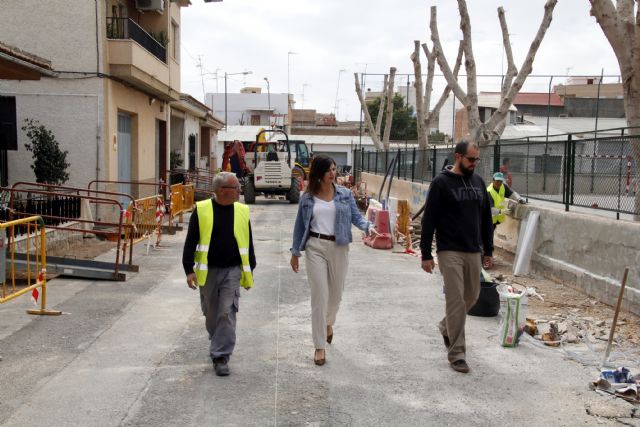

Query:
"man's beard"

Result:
[[460, 163, 475, 177]]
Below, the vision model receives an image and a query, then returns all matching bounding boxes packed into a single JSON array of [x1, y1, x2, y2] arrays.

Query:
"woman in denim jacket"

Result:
[[290, 154, 374, 366]]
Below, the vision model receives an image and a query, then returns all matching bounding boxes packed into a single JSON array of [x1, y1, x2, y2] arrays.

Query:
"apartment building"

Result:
[[0, 0, 204, 196]]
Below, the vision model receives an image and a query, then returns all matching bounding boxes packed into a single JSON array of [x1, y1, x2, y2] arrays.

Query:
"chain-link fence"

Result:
[[353, 131, 639, 217]]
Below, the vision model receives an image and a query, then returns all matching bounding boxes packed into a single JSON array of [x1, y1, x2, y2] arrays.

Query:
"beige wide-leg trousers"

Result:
[[304, 236, 349, 349]]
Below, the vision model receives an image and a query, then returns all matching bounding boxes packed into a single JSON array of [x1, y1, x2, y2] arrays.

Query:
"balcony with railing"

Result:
[[106, 17, 178, 101], [107, 18, 166, 62]]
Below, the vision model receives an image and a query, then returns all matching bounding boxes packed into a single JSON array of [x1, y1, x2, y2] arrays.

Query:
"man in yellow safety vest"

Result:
[[487, 171, 526, 236], [182, 171, 256, 376]]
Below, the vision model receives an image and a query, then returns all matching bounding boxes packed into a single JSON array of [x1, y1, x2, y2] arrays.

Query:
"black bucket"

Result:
[[468, 281, 500, 317]]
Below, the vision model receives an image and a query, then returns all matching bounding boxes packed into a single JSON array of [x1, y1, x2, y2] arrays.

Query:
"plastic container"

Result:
[[468, 281, 500, 317]]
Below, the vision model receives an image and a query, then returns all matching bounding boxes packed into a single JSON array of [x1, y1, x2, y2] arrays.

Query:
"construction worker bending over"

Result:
[[420, 141, 494, 374], [182, 171, 256, 377], [487, 171, 526, 238]]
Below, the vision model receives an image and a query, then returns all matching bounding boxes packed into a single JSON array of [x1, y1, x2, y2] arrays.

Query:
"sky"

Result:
[[180, 0, 621, 122]]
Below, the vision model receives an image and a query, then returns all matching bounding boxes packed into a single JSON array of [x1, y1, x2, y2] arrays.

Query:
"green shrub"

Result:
[[22, 119, 70, 185]]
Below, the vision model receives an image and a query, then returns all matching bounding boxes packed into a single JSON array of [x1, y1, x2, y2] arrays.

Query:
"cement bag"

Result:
[[497, 285, 528, 347]]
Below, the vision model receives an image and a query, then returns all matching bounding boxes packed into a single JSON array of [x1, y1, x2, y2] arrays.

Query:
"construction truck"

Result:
[[223, 129, 299, 204], [284, 139, 312, 182]]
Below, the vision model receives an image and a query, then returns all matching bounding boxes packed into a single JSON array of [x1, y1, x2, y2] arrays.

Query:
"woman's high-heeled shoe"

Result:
[[326, 326, 333, 344], [314, 349, 325, 366]]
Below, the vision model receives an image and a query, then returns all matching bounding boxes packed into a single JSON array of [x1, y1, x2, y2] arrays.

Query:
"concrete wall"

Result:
[[1, 0, 99, 72], [0, 82, 103, 188], [361, 172, 640, 315]]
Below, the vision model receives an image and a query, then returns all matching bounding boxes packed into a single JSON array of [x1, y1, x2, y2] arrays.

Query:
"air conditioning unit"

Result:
[[135, 0, 164, 13]]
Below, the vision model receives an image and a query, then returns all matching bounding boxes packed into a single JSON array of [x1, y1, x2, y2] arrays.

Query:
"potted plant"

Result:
[[22, 119, 70, 185]]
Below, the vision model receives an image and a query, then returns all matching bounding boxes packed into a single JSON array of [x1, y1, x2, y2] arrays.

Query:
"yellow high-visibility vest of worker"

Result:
[[193, 199, 254, 289], [487, 181, 506, 224]]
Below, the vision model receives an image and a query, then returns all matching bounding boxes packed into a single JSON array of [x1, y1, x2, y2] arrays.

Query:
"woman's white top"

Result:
[[311, 196, 336, 235]]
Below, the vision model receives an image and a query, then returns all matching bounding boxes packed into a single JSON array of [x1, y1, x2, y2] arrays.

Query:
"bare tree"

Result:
[[354, 73, 384, 150], [589, 0, 640, 219], [430, 0, 557, 145]]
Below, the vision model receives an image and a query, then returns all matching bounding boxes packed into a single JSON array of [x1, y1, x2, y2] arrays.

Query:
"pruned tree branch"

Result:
[[382, 67, 397, 149], [354, 73, 383, 150], [430, 6, 468, 106], [498, 6, 518, 98], [485, 0, 558, 133], [456, 0, 481, 132], [428, 41, 464, 128], [375, 74, 389, 138], [411, 41, 426, 148]]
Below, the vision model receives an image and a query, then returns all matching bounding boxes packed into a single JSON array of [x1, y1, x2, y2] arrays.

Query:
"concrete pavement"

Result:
[[0, 200, 628, 426]]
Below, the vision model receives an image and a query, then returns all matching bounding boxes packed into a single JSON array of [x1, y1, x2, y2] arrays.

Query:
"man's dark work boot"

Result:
[[213, 358, 230, 376]]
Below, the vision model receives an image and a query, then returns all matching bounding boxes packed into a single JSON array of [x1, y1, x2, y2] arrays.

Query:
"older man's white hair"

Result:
[[212, 172, 237, 192]]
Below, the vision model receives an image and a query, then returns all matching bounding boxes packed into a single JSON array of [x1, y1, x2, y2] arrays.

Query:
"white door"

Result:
[[117, 113, 132, 203]]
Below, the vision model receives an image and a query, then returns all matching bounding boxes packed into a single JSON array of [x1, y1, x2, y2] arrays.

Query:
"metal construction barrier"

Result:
[[0, 216, 61, 315], [87, 179, 176, 232], [121, 195, 166, 262], [170, 183, 195, 224], [169, 169, 216, 200], [3, 183, 137, 281]]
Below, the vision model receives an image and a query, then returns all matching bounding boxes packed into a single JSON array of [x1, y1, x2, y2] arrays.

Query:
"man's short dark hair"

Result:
[[454, 141, 478, 155]]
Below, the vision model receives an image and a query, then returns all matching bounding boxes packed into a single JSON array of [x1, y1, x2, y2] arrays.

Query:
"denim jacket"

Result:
[[290, 185, 371, 257]]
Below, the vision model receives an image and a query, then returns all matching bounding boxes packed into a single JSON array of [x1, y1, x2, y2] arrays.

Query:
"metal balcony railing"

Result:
[[106, 17, 167, 63]]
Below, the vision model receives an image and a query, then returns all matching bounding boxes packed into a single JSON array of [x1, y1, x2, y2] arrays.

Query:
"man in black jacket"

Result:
[[420, 141, 493, 374]]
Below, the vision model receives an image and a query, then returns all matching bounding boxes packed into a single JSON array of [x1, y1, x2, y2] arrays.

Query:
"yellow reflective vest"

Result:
[[487, 184, 506, 224], [193, 200, 254, 289]]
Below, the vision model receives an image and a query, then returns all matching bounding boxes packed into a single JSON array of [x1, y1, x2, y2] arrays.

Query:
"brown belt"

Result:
[[309, 231, 336, 241]]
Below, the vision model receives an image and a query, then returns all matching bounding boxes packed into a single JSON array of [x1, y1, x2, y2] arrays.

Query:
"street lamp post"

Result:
[[264, 77, 271, 111], [224, 70, 252, 129], [264, 77, 271, 126], [287, 51, 299, 108], [334, 69, 346, 119]]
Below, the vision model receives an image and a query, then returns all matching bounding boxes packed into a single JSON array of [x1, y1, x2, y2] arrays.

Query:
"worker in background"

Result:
[[290, 154, 376, 367], [420, 140, 494, 374], [182, 172, 256, 377], [487, 171, 526, 239], [499, 158, 513, 187]]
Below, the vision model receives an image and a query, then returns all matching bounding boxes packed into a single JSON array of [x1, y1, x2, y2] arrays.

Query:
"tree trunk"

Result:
[[375, 74, 389, 139], [411, 41, 426, 149], [589, 0, 640, 220], [354, 73, 383, 150], [382, 67, 397, 150]]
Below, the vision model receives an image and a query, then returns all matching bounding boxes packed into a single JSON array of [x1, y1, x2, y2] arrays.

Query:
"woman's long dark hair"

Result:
[[306, 154, 336, 195]]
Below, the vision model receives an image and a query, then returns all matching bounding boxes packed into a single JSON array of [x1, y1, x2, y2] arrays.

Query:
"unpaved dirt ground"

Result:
[[490, 248, 640, 360], [47, 237, 116, 260]]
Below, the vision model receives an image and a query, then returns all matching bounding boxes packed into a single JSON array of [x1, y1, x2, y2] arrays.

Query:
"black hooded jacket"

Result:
[[420, 166, 493, 260]]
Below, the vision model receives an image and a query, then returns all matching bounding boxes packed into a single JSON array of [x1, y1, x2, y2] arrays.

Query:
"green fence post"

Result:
[[494, 139, 501, 174], [432, 146, 437, 179], [411, 147, 416, 182]]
